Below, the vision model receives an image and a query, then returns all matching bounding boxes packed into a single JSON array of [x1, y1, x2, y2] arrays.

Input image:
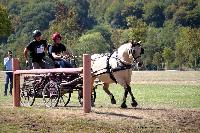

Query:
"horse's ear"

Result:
[[131, 40, 137, 47]]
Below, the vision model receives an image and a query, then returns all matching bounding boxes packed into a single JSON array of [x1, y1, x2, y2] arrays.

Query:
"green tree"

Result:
[[175, 42, 185, 70], [164, 4, 177, 20], [87, 24, 113, 51], [74, 32, 109, 55], [111, 29, 123, 49], [162, 47, 174, 69], [123, 1, 144, 19], [0, 4, 11, 37], [126, 16, 147, 42], [153, 52, 162, 70], [47, 6, 81, 48], [19, 1, 56, 36], [176, 27, 200, 69], [88, 0, 113, 24], [174, 6, 187, 27], [143, 27, 161, 65], [104, 0, 126, 28], [158, 21, 178, 50], [143, 2, 165, 27], [177, 0, 197, 11], [185, 7, 200, 28]]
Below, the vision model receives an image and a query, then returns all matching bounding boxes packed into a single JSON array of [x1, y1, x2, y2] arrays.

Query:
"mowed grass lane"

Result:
[[1, 71, 200, 108]]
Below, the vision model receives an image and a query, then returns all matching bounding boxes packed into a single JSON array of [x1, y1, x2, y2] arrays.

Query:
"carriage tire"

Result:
[[20, 83, 36, 106], [42, 81, 60, 107]]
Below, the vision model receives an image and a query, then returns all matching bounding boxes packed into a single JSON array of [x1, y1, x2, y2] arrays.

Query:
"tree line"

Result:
[[0, 0, 200, 70]]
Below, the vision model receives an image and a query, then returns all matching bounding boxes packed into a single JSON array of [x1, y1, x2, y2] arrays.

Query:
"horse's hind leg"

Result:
[[103, 83, 116, 104], [126, 84, 138, 107], [89, 77, 96, 107]]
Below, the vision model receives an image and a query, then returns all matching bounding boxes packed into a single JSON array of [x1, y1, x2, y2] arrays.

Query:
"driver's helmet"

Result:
[[33, 30, 42, 38]]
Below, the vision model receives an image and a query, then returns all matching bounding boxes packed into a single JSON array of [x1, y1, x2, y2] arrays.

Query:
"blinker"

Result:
[[141, 48, 144, 54]]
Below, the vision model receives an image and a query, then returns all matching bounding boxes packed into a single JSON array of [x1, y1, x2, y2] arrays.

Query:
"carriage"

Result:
[[20, 58, 96, 107]]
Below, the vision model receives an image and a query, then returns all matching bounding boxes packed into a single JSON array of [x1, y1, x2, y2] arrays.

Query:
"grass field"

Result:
[[0, 71, 200, 132]]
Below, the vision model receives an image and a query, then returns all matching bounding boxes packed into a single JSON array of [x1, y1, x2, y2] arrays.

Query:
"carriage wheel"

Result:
[[20, 83, 36, 106], [42, 81, 60, 107]]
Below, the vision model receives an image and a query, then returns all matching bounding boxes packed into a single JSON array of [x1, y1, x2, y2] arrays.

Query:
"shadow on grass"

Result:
[[94, 111, 143, 119]]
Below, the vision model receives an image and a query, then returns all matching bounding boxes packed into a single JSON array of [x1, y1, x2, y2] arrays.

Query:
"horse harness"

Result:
[[92, 50, 134, 84]]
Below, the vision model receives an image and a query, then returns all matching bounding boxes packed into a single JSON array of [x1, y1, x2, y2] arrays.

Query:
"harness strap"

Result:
[[112, 50, 132, 72], [107, 54, 117, 83], [111, 64, 132, 72], [92, 68, 108, 75], [92, 71, 109, 77]]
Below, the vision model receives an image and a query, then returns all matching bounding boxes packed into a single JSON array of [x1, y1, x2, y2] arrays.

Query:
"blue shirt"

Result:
[[4, 57, 13, 71]]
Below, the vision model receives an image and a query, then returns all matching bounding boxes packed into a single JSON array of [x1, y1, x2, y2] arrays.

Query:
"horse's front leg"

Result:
[[126, 84, 138, 107], [121, 84, 138, 108], [121, 88, 128, 108], [103, 83, 116, 104]]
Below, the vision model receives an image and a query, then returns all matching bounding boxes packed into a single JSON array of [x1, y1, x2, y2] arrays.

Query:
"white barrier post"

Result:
[[83, 54, 91, 113]]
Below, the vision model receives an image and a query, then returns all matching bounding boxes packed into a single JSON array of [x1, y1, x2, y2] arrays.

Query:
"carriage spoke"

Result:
[[20, 82, 35, 107], [43, 81, 60, 107]]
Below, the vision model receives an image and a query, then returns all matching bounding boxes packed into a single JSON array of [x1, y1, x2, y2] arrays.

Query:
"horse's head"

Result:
[[127, 41, 144, 67]]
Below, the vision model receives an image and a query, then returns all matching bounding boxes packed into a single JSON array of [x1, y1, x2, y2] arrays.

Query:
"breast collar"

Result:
[[109, 50, 132, 73]]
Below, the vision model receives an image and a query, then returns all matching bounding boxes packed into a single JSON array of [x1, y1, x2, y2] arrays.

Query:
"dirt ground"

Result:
[[44, 105, 200, 132], [1, 105, 199, 132]]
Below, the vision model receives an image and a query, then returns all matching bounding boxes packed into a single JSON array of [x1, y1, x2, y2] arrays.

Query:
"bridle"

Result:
[[128, 44, 144, 62]]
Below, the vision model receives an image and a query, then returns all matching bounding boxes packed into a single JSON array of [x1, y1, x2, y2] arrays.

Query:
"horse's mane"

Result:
[[91, 42, 132, 60], [117, 42, 132, 53]]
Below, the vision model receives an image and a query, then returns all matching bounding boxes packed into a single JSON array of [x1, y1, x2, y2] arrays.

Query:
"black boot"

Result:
[[4, 91, 7, 96], [9, 90, 12, 95]]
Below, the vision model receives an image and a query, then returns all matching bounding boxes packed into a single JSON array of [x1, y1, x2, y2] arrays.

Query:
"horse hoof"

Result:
[[131, 100, 138, 107], [111, 99, 116, 104], [110, 95, 116, 104], [121, 103, 127, 108]]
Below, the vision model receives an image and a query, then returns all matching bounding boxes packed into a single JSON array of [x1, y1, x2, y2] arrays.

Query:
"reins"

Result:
[[133, 55, 141, 61]]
